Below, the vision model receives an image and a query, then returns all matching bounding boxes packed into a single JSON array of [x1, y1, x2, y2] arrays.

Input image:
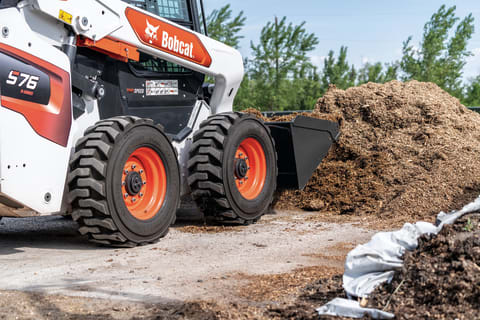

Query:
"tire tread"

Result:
[[188, 112, 277, 224], [69, 116, 173, 247]]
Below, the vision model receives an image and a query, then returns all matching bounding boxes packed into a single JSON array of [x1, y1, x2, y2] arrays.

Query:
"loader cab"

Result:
[[87, 0, 209, 136], [124, 0, 207, 34]]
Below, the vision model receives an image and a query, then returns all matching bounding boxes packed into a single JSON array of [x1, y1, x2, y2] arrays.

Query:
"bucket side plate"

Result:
[[266, 116, 340, 190]]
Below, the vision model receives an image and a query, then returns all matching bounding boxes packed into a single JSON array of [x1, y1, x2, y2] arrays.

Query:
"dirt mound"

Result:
[[269, 80, 480, 223], [368, 213, 480, 319]]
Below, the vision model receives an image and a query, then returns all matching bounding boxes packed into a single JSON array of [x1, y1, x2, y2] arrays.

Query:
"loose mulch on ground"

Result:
[[264, 275, 352, 320], [236, 266, 343, 303], [175, 224, 246, 234], [367, 213, 480, 320], [247, 81, 480, 225]]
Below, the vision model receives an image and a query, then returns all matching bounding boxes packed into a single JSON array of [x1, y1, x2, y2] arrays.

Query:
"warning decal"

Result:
[[146, 80, 179, 96]]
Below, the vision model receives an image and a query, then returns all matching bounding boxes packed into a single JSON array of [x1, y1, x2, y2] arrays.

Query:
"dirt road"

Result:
[[0, 210, 374, 319]]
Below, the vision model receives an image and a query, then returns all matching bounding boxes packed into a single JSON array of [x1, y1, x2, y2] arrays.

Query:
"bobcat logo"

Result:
[[145, 19, 159, 44]]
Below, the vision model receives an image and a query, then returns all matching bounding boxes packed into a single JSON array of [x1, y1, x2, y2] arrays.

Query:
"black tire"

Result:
[[188, 112, 277, 224], [68, 116, 180, 247]]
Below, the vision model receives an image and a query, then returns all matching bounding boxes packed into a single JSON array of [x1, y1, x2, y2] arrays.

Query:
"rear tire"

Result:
[[188, 112, 277, 224], [69, 116, 180, 247]]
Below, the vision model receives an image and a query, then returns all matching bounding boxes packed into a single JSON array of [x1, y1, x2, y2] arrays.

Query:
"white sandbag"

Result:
[[343, 221, 438, 298], [316, 298, 394, 319]]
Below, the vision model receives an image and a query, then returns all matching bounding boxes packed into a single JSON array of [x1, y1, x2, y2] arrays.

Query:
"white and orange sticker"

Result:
[[125, 8, 212, 68]]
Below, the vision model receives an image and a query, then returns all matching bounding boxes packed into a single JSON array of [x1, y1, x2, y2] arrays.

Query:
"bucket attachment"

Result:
[[266, 116, 340, 190]]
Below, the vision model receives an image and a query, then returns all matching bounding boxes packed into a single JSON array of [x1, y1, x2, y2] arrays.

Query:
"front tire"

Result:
[[188, 112, 277, 224], [69, 116, 180, 247]]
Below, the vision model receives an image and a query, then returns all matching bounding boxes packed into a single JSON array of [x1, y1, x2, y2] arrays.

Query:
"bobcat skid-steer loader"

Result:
[[0, 0, 340, 246]]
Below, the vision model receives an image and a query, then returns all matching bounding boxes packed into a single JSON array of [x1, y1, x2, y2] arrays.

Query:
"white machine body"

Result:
[[0, 0, 244, 216]]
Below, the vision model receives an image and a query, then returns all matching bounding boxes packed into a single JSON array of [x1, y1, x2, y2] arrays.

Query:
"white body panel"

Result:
[[0, 107, 69, 213], [0, 7, 101, 214], [0, 8, 72, 213], [20, 3, 70, 48], [0, 8, 70, 73], [32, 0, 123, 41]]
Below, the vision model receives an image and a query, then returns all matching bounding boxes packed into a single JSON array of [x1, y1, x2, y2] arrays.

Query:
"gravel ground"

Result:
[[0, 209, 375, 319]]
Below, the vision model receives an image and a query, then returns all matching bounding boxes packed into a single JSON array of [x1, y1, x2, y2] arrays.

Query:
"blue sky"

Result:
[[204, 0, 480, 81]]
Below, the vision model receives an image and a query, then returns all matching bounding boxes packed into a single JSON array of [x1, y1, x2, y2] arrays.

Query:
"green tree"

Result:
[[206, 4, 246, 49], [401, 5, 475, 98], [384, 64, 399, 83], [464, 76, 480, 106], [248, 16, 319, 110], [358, 62, 399, 84], [234, 58, 256, 110], [321, 46, 357, 92], [287, 66, 322, 110]]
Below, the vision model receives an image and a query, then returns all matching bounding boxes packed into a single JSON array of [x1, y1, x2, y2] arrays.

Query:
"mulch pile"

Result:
[[249, 80, 480, 223], [367, 213, 480, 319]]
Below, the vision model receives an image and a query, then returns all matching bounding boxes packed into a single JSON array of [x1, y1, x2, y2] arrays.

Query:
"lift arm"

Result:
[[30, 0, 244, 114]]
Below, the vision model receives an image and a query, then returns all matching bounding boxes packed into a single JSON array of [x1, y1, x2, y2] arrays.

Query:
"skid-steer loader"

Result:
[[0, 0, 340, 246]]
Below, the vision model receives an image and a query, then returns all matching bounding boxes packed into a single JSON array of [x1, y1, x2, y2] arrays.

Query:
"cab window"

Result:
[[130, 53, 190, 74], [125, 0, 190, 22], [123, 0, 196, 74]]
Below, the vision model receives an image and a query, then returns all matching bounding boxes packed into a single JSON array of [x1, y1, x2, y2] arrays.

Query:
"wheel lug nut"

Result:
[[122, 181, 126, 186], [125, 170, 129, 174], [124, 193, 129, 198], [239, 181, 243, 185], [139, 170, 144, 174], [139, 193, 143, 197], [143, 181, 147, 185], [132, 198, 136, 203], [239, 153, 243, 157], [132, 165, 136, 169]]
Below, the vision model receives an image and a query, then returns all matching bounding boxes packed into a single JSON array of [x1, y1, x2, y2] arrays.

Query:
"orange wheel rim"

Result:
[[121, 147, 167, 220], [234, 137, 267, 200]]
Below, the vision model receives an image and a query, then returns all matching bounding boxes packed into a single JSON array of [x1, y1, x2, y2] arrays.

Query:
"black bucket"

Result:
[[266, 116, 340, 190]]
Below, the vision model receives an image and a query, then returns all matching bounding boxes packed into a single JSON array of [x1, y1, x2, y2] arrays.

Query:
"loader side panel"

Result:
[[0, 43, 71, 147], [0, 7, 73, 214]]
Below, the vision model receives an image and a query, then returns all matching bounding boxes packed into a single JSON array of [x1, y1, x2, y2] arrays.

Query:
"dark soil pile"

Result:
[[368, 213, 480, 319], [265, 214, 480, 320], [267, 80, 480, 222]]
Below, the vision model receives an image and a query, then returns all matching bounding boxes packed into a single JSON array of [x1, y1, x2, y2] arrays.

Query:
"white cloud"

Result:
[[309, 54, 327, 68], [465, 47, 480, 79], [361, 56, 369, 64], [467, 48, 480, 62], [394, 48, 403, 56]]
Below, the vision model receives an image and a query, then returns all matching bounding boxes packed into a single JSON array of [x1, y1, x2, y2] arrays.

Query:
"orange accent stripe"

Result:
[[0, 43, 71, 147], [125, 7, 212, 67], [77, 36, 140, 62]]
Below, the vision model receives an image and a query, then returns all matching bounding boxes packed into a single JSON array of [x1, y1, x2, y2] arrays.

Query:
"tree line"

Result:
[[206, 4, 480, 110]]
